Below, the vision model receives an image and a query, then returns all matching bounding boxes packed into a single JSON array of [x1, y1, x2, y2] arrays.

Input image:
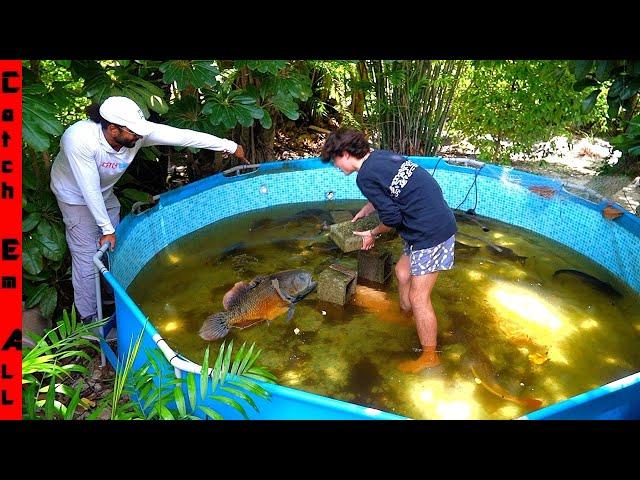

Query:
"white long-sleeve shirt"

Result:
[[50, 119, 238, 235]]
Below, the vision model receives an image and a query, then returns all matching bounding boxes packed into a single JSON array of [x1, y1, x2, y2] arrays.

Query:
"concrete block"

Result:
[[317, 264, 358, 305], [357, 247, 393, 284], [329, 213, 395, 252]]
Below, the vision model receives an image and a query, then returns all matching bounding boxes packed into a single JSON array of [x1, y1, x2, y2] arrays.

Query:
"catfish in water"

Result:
[[553, 269, 622, 299]]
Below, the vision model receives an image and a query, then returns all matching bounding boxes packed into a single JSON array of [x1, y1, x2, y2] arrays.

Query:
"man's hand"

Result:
[[99, 233, 116, 252], [233, 145, 251, 165], [353, 230, 375, 250], [352, 202, 376, 222]]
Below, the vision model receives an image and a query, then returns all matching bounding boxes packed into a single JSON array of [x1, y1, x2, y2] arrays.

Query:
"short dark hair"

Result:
[[86, 103, 112, 129], [321, 128, 370, 162]]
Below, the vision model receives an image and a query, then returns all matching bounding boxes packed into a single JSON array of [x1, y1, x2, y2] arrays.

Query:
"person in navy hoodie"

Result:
[[321, 128, 457, 372]]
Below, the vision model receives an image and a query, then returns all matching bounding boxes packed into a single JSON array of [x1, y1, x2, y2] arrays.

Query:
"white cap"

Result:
[[99, 96, 154, 136]]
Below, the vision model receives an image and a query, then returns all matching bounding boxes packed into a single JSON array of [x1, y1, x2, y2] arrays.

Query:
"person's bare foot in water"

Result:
[[398, 346, 440, 373]]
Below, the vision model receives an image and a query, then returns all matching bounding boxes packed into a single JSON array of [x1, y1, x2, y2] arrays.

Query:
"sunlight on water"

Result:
[[488, 282, 576, 354], [128, 200, 640, 419]]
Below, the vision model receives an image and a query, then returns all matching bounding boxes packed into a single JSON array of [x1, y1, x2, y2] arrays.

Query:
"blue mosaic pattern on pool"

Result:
[[112, 157, 640, 295]]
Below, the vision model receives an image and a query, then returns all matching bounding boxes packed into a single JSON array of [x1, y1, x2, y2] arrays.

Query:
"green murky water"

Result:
[[128, 200, 640, 419]]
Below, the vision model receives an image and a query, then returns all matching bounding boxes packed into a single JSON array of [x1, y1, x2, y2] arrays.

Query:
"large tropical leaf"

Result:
[[203, 89, 260, 129], [36, 221, 66, 261], [68, 60, 104, 82], [23, 213, 41, 232], [22, 87, 64, 151], [162, 96, 211, 132], [271, 92, 300, 120], [581, 89, 601, 114], [236, 60, 287, 76], [595, 60, 615, 82], [573, 60, 594, 81], [23, 164, 38, 191], [83, 70, 168, 117], [25, 283, 49, 309], [22, 235, 44, 275], [259, 110, 272, 129], [38, 286, 58, 319], [620, 78, 640, 101], [159, 60, 219, 90]]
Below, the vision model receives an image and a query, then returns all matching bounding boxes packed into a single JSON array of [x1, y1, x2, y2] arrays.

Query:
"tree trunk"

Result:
[[235, 118, 275, 163], [41, 151, 51, 170], [231, 66, 276, 163], [349, 61, 368, 126], [186, 149, 200, 178]]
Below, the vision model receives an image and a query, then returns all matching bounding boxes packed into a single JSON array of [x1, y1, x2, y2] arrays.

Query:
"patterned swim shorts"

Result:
[[402, 234, 456, 275]]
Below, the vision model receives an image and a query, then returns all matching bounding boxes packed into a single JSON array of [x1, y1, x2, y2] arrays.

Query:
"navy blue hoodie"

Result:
[[356, 150, 457, 249]]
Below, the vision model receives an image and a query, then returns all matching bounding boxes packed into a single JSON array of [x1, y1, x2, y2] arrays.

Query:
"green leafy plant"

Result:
[[22, 307, 107, 420], [209, 61, 312, 162], [22, 83, 65, 152], [22, 151, 70, 319], [364, 60, 466, 156], [159, 60, 220, 91], [450, 60, 592, 163], [74, 60, 168, 116], [94, 330, 276, 420], [202, 90, 266, 129], [571, 60, 640, 170]]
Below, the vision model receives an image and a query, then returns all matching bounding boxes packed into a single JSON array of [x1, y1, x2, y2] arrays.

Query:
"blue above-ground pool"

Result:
[[95, 156, 640, 420]]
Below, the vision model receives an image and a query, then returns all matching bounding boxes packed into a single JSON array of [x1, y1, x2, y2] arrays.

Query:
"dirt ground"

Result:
[[439, 134, 640, 215]]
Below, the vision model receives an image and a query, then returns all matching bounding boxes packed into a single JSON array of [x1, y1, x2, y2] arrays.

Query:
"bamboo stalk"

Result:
[[361, 59, 465, 156]]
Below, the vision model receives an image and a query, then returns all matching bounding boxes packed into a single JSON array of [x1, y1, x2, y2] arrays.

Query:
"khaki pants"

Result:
[[57, 200, 120, 320]]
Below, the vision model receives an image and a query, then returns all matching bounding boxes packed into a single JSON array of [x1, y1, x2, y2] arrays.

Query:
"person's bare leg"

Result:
[[395, 255, 412, 313], [398, 272, 440, 372]]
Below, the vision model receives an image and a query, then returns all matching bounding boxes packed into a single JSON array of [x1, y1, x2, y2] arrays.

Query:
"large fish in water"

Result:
[[454, 210, 490, 232], [552, 269, 622, 299], [467, 341, 544, 410], [199, 269, 317, 341], [351, 285, 412, 324], [448, 311, 544, 410], [457, 232, 527, 265]]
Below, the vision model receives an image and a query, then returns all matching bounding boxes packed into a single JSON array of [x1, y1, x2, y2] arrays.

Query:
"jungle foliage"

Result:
[[570, 60, 640, 171], [448, 60, 607, 163], [22, 59, 618, 318], [23, 308, 276, 420]]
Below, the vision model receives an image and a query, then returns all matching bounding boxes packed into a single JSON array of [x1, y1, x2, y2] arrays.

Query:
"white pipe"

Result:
[[444, 157, 485, 169], [152, 334, 212, 375], [94, 244, 195, 379], [222, 164, 259, 176], [93, 242, 111, 367]]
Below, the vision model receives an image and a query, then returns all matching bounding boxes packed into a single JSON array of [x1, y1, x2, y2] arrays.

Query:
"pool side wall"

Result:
[[105, 157, 640, 420]]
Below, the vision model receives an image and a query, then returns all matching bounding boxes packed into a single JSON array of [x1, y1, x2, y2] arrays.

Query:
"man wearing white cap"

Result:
[[50, 96, 250, 323]]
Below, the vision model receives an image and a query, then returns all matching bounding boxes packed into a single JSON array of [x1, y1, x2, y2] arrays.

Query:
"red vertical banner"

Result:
[[0, 60, 22, 419]]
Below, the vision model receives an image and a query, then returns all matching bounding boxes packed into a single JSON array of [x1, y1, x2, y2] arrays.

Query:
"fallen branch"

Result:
[[309, 125, 331, 134]]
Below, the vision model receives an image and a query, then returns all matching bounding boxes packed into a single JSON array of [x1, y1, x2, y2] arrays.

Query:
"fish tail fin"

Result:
[[199, 312, 233, 341], [520, 397, 544, 409]]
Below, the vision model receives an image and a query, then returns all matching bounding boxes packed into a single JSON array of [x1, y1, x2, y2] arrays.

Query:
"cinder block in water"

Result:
[[317, 264, 358, 305], [358, 247, 393, 284], [330, 210, 354, 224], [329, 213, 394, 252]]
